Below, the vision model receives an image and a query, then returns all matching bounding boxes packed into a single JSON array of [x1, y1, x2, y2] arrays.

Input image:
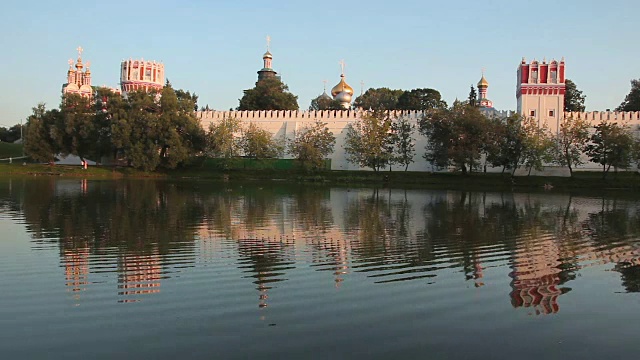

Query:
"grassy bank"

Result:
[[0, 163, 160, 178], [175, 166, 640, 192], [1, 161, 639, 193], [0, 143, 23, 159]]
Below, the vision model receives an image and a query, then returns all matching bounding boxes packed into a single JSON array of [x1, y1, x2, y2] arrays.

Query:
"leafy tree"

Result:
[[553, 115, 590, 176], [486, 113, 525, 175], [418, 102, 487, 174], [520, 117, 554, 176], [0, 124, 22, 143], [616, 79, 640, 112], [156, 84, 206, 169], [237, 77, 299, 111], [207, 116, 242, 159], [564, 79, 586, 112], [353, 88, 404, 111], [468, 85, 478, 107], [397, 88, 447, 111], [309, 94, 343, 111], [24, 104, 59, 163], [288, 120, 336, 170], [55, 94, 97, 162], [175, 89, 199, 112], [585, 120, 634, 178], [390, 116, 416, 171], [239, 122, 283, 159], [343, 111, 394, 171]]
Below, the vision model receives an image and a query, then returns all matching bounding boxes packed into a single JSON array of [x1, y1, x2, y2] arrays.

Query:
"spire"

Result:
[[257, 36, 277, 81]]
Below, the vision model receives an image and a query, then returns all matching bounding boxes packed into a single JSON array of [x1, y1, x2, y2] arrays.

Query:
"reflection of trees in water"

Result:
[[0, 178, 205, 302]]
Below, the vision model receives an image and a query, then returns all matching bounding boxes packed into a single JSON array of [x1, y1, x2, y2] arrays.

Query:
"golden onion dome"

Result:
[[331, 75, 354, 98], [75, 58, 84, 70], [477, 75, 489, 88], [263, 51, 273, 59]]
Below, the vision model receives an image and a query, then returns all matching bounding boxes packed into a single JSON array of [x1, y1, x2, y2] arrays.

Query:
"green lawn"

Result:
[[0, 142, 23, 159]]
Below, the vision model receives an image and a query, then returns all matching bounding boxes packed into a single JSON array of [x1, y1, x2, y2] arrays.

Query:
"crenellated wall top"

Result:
[[564, 111, 640, 123], [195, 109, 433, 121]]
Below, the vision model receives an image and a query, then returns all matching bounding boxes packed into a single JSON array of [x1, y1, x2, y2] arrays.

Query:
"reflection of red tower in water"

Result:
[[63, 247, 90, 302], [509, 237, 563, 315], [117, 251, 162, 303]]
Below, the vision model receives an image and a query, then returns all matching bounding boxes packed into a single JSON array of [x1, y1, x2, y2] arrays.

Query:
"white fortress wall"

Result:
[[197, 110, 640, 173]]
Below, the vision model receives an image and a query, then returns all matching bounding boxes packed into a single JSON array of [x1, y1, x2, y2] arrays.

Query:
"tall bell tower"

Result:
[[516, 57, 565, 131]]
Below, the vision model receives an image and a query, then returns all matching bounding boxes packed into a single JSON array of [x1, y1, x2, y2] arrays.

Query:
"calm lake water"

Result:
[[1, 178, 640, 359]]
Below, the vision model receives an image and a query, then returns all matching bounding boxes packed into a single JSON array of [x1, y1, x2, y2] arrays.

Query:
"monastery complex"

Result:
[[60, 43, 640, 172]]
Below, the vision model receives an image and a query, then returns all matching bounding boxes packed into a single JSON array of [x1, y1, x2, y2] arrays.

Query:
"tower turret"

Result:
[[331, 60, 353, 109], [516, 57, 566, 130], [257, 35, 278, 81], [477, 70, 493, 108]]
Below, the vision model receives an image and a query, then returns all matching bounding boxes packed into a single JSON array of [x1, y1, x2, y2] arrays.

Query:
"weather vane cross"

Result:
[[339, 59, 345, 75], [266, 35, 271, 51], [76, 46, 83, 58]]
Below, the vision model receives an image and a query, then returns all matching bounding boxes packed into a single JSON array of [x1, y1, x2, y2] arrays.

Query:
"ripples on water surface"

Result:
[[1, 178, 640, 359]]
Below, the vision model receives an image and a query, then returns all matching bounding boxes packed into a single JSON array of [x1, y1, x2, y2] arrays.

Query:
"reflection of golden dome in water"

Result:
[[331, 74, 354, 98]]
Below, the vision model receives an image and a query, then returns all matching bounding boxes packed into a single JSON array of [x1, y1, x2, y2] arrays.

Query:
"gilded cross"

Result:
[[481, 67, 485, 76], [339, 59, 345, 75], [76, 46, 83, 57], [86, 61, 91, 69], [322, 79, 328, 92], [266, 35, 271, 51], [68, 58, 74, 67], [360, 80, 364, 95]]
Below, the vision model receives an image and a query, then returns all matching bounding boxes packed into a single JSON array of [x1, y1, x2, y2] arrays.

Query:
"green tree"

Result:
[[343, 111, 394, 171], [418, 102, 487, 174], [585, 120, 634, 178], [24, 104, 59, 163], [55, 94, 97, 162], [156, 84, 206, 169], [288, 119, 336, 170], [309, 94, 343, 111], [390, 116, 416, 171], [616, 79, 640, 112], [564, 79, 586, 112], [207, 116, 242, 160], [486, 113, 525, 175], [353, 88, 404, 110], [553, 115, 590, 177], [238, 77, 299, 111], [397, 88, 447, 111], [468, 85, 478, 107], [239, 122, 283, 159], [520, 117, 554, 176]]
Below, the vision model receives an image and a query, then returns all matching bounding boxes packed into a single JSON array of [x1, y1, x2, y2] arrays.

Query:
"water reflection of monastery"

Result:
[[7, 178, 640, 313]]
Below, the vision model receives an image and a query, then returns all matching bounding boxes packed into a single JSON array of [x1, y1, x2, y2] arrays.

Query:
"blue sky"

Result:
[[0, 0, 638, 127]]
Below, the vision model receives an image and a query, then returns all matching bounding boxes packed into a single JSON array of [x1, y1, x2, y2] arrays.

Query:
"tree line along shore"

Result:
[[2, 77, 639, 187]]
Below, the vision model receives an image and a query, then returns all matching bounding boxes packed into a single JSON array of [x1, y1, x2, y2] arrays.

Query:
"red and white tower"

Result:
[[516, 57, 565, 130], [120, 58, 165, 93]]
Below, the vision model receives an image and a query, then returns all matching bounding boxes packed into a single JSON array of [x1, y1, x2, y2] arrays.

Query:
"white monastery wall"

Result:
[[196, 110, 640, 173]]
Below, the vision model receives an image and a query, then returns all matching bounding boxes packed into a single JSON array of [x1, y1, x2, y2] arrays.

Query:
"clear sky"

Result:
[[1, 0, 638, 127]]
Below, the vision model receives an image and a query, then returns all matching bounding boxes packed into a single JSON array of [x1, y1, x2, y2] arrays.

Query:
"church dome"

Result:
[[477, 75, 489, 88], [331, 75, 354, 98], [319, 91, 332, 101], [336, 91, 352, 104], [263, 51, 273, 59], [75, 58, 84, 70]]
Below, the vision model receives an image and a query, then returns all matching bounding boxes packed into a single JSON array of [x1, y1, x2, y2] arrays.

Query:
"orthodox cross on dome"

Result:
[[266, 35, 271, 51], [323, 79, 328, 92], [481, 67, 486, 76], [76, 46, 83, 58], [68, 58, 74, 67], [360, 80, 364, 96], [339, 59, 345, 75], [86, 61, 91, 69]]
